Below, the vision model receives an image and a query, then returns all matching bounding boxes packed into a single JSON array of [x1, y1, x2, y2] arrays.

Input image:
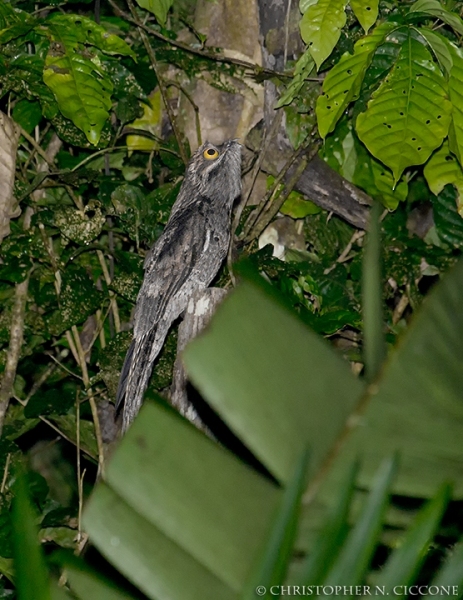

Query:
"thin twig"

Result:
[[45, 352, 83, 381], [227, 111, 283, 282], [70, 146, 129, 172], [97, 250, 121, 333], [0, 276, 29, 437], [18, 127, 55, 168], [241, 135, 311, 241], [127, 0, 188, 165], [65, 331, 80, 367], [76, 393, 84, 544], [323, 230, 365, 275], [242, 135, 320, 243], [392, 288, 410, 325], [1, 454, 11, 494], [165, 81, 202, 147], [71, 326, 105, 478], [23, 359, 59, 404], [39, 416, 96, 461], [283, 0, 292, 66]]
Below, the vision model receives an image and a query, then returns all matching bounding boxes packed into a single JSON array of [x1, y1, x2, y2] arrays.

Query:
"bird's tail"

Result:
[[115, 328, 158, 433]]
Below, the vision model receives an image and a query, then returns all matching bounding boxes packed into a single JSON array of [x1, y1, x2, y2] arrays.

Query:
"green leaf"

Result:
[[43, 14, 133, 145], [54, 553, 137, 600], [12, 471, 52, 600], [47, 14, 136, 59], [350, 0, 379, 33], [418, 28, 453, 75], [409, 0, 463, 36], [300, 0, 318, 12], [432, 185, 463, 248], [376, 483, 451, 597], [299, 461, 358, 585], [50, 414, 98, 459], [84, 401, 281, 600], [276, 50, 315, 108], [300, 0, 348, 70], [432, 541, 463, 591], [184, 274, 365, 484], [447, 44, 463, 167], [321, 456, 398, 596], [46, 265, 102, 336], [25, 385, 75, 418], [280, 193, 320, 218], [242, 448, 310, 599], [0, 0, 25, 27], [356, 30, 452, 182], [53, 202, 106, 245], [316, 21, 399, 138], [323, 118, 408, 209], [134, 0, 174, 26], [0, 557, 14, 584], [362, 201, 385, 382], [12, 99, 42, 134], [322, 255, 463, 499], [354, 145, 408, 210], [50, 582, 74, 600], [424, 142, 463, 213]]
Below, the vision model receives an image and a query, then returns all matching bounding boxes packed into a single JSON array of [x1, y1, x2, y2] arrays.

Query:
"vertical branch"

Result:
[[127, 0, 188, 165], [97, 249, 121, 333], [0, 276, 29, 437], [362, 201, 386, 382], [71, 325, 105, 478]]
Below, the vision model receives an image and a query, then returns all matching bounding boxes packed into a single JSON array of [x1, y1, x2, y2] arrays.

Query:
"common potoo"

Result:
[[116, 140, 242, 432]]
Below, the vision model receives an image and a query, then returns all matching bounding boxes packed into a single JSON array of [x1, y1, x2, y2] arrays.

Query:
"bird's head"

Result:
[[187, 140, 242, 203]]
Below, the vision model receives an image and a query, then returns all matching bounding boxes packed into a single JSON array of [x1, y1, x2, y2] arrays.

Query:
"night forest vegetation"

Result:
[[1, 0, 463, 598]]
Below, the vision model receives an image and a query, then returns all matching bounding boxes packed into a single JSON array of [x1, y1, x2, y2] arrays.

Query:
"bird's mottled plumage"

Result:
[[116, 140, 242, 432]]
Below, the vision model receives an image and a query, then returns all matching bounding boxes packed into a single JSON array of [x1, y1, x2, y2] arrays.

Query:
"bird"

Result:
[[115, 139, 242, 432]]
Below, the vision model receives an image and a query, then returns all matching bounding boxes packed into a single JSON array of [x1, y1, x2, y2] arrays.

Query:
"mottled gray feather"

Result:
[[116, 140, 242, 432]]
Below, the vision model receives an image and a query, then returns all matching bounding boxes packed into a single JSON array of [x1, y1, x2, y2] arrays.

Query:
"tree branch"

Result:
[[0, 276, 29, 437]]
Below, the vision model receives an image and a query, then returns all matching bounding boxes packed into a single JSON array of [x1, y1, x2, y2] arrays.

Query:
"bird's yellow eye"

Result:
[[203, 147, 219, 160]]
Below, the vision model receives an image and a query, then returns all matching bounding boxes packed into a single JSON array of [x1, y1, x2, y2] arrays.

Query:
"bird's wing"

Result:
[[115, 203, 210, 414], [133, 201, 210, 339]]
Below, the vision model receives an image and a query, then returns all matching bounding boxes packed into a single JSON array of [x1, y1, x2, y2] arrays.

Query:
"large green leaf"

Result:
[[431, 541, 463, 591], [375, 483, 450, 597], [11, 472, 51, 600], [409, 0, 463, 36], [316, 21, 399, 138], [350, 0, 379, 33], [276, 50, 315, 109], [84, 402, 281, 600], [43, 15, 133, 145], [424, 142, 463, 213], [321, 118, 408, 208], [299, 461, 358, 586], [320, 456, 398, 598], [135, 0, 173, 26], [447, 44, 463, 167], [183, 274, 365, 484], [62, 560, 137, 600], [320, 256, 463, 499], [432, 185, 463, 248], [300, 0, 348, 70], [418, 28, 453, 75], [356, 29, 452, 182], [242, 448, 310, 600]]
